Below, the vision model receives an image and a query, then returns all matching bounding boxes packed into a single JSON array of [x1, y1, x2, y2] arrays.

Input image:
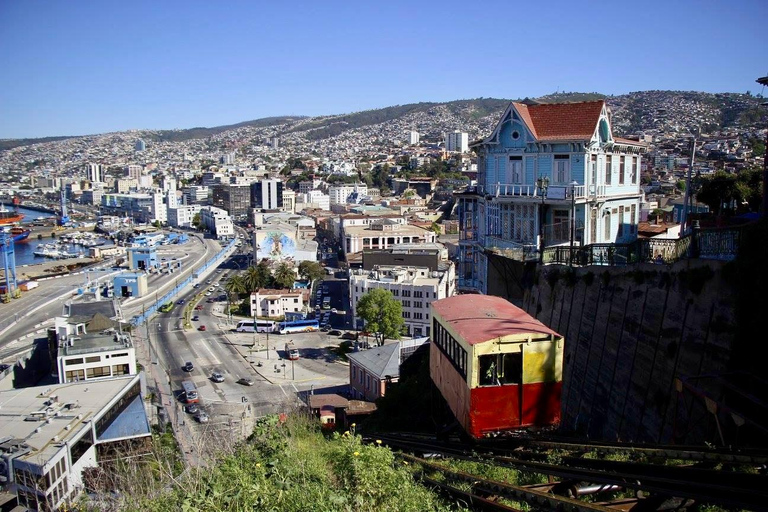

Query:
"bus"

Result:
[[236, 320, 276, 333], [181, 380, 199, 404], [159, 302, 174, 313], [277, 319, 320, 334], [285, 341, 300, 360]]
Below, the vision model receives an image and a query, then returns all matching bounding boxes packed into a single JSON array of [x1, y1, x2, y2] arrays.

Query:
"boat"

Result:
[[10, 227, 30, 243], [0, 203, 24, 225]]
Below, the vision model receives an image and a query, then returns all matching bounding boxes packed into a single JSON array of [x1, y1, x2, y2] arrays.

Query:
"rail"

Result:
[[372, 433, 768, 510]]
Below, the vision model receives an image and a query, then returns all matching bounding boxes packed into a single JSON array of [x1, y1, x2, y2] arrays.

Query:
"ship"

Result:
[[0, 203, 24, 225], [11, 226, 30, 243]]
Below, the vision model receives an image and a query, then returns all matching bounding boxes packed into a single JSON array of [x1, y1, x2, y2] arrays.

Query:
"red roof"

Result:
[[432, 295, 560, 345], [511, 100, 605, 141]]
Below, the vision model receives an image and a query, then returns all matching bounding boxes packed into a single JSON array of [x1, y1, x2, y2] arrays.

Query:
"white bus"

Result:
[[236, 320, 276, 333]]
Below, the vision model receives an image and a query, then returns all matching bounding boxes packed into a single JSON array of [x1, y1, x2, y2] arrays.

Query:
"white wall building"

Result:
[[249, 289, 305, 318], [125, 164, 143, 180], [408, 130, 420, 145], [184, 185, 210, 204], [86, 163, 103, 183], [350, 263, 456, 337], [329, 183, 367, 205], [168, 204, 202, 228], [281, 189, 296, 214], [296, 190, 330, 211], [446, 131, 469, 153], [200, 206, 234, 239], [150, 191, 167, 224], [343, 221, 435, 256]]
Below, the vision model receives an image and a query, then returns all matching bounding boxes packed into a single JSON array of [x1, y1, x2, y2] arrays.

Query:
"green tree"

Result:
[[298, 260, 325, 282], [273, 262, 296, 289], [224, 274, 247, 315], [429, 221, 441, 235], [244, 261, 272, 291], [152, 220, 162, 228], [192, 213, 201, 230], [696, 169, 762, 215], [357, 288, 404, 346], [675, 180, 686, 192]]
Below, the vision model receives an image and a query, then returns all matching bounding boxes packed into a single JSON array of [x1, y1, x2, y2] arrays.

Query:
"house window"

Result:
[[414, 301, 423, 309], [604, 211, 611, 241], [402, 300, 410, 307], [590, 154, 597, 185], [605, 155, 612, 185], [619, 156, 625, 185], [630, 204, 637, 233], [632, 156, 638, 184], [554, 155, 569, 184], [509, 156, 523, 183], [392, 289, 399, 296], [403, 311, 411, 318], [618, 206, 625, 237]]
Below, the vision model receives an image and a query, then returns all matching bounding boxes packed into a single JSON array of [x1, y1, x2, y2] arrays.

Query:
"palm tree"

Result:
[[273, 262, 296, 290], [243, 266, 262, 293], [224, 274, 247, 317]]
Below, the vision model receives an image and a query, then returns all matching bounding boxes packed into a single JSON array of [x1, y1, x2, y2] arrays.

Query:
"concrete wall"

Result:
[[519, 260, 738, 444]]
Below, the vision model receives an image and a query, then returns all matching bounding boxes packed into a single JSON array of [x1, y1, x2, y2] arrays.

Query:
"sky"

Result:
[[1, 0, 766, 139]]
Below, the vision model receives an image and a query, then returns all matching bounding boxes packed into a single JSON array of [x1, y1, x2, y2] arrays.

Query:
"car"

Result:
[[331, 308, 337, 314], [205, 292, 212, 296], [321, 325, 330, 332], [198, 325, 206, 331], [211, 372, 225, 383], [206, 279, 211, 284], [237, 377, 255, 386], [195, 411, 209, 423], [177, 299, 185, 305], [193, 284, 200, 288], [184, 403, 199, 414], [183, 361, 194, 372], [192, 315, 199, 321], [209, 287, 215, 292], [328, 329, 342, 336], [207, 298, 215, 302], [195, 305, 203, 310]]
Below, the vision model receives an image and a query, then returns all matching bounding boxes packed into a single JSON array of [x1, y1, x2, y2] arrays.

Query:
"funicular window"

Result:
[[478, 352, 522, 386]]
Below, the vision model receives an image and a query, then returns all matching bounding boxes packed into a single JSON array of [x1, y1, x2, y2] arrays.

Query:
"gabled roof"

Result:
[[348, 342, 400, 379], [432, 295, 560, 345], [512, 100, 605, 141]]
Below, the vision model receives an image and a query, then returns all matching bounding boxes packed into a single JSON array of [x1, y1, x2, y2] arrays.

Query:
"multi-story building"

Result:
[[281, 189, 296, 214], [343, 221, 436, 256], [408, 130, 420, 145], [350, 262, 455, 337], [0, 374, 149, 511], [212, 183, 251, 220], [53, 300, 137, 384], [329, 183, 367, 205], [251, 178, 283, 210], [184, 185, 210, 205], [86, 163, 103, 183], [125, 164, 143, 180], [200, 206, 234, 239], [135, 138, 146, 151], [457, 100, 646, 293], [446, 131, 469, 153], [114, 177, 138, 193], [168, 204, 201, 228], [296, 190, 330, 212], [249, 289, 305, 318]]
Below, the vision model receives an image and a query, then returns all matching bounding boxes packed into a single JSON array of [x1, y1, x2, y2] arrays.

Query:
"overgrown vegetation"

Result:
[[100, 414, 460, 512]]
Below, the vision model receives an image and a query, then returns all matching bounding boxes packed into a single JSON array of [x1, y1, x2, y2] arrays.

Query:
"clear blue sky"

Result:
[[1, 0, 766, 139]]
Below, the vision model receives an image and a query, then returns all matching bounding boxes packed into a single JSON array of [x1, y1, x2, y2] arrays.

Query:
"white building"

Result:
[[168, 204, 202, 228], [249, 289, 305, 318], [329, 183, 367, 205], [53, 302, 138, 384], [114, 178, 138, 194], [0, 375, 149, 511], [408, 130, 420, 145], [184, 185, 210, 204], [445, 131, 469, 153], [150, 191, 167, 224], [86, 163, 103, 183], [343, 221, 435, 256], [252, 178, 283, 210], [296, 190, 330, 212], [200, 206, 234, 239], [281, 189, 296, 214], [350, 263, 456, 337], [125, 164, 143, 180]]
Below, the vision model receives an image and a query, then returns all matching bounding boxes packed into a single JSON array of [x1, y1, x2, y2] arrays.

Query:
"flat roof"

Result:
[[0, 375, 144, 464], [61, 331, 132, 357], [344, 224, 429, 236], [432, 295, 560, 345]]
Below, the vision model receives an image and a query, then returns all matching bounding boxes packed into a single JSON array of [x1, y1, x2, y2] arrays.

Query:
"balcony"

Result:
[[485, 236, 539, 261], [479, 183, 640, 201]]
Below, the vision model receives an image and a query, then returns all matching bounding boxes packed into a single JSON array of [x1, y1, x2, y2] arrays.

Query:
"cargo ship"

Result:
[[11, 226, 31, 243], [0, 203, 24, 225]]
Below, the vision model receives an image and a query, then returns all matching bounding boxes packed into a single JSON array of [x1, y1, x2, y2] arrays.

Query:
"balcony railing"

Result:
[[478, 183, 640, 200], [485, 236, 539, 262]]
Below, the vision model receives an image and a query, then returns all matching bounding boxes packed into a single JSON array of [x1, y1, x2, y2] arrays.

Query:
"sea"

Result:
[[8, 206, 107, 267]]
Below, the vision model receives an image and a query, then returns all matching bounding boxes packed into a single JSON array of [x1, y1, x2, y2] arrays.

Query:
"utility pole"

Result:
[[681, 135, 697, 232]]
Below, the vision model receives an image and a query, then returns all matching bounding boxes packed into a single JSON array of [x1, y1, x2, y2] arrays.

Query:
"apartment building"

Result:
[[200, 206, 234, 239], [212, 183, 251, 220], [350, 262, 456, 337], [445, 131, 468, 153], [251, 178, 283, 210], [249, 289, 305, 318], [168, 204, 201, 228], [329, 183, 367, 205]]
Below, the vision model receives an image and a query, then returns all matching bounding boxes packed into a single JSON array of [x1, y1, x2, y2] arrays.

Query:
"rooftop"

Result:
[[0, 375, 147, 464], [432, 295, 560, 345], [348, 342, 400, 379]]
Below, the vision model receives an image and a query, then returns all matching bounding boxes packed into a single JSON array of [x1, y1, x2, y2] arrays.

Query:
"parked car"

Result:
[[183, 361, 194, 372], [184, 403, 199, 414], [195, 305, 203, 310], [328, 329, 342, 336], [237, 377, 255, 386], [211, 372, 225, 383], [198, 325, 206, 331], [195, 411, 209, 423], [177, 299, 185, 305], [205, 292, 212, 296], [192, 315, 199, 321]]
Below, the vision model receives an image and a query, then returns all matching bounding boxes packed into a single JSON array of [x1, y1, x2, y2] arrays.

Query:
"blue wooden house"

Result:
[[457, 100, 646, 292]]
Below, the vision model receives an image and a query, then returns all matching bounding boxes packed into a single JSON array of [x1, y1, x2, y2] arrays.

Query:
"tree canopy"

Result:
[[273, 262, 297, 289], [356, 288, 404, 345], [298, 260, 325, 282], [244, 261, 273, 291], [696, 169, 763, 215]]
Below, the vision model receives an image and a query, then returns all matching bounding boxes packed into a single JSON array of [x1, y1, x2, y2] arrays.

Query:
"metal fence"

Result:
[[540, 225, 743, 267], [130, 238, 236, 327]]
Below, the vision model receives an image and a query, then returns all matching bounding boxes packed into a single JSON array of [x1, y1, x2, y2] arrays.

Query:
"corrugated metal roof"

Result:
[[347, 342, 400, 379]]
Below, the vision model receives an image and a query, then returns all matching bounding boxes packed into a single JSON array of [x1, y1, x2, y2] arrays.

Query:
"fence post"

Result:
[[690, 220, 700, 258]]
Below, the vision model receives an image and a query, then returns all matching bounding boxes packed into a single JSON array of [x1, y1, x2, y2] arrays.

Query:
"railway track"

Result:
[[370, 433, 768, 511]]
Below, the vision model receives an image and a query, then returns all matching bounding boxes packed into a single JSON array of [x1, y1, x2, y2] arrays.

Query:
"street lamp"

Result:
[[569, 180, 578, 267], [536, 176, 549, 262]]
